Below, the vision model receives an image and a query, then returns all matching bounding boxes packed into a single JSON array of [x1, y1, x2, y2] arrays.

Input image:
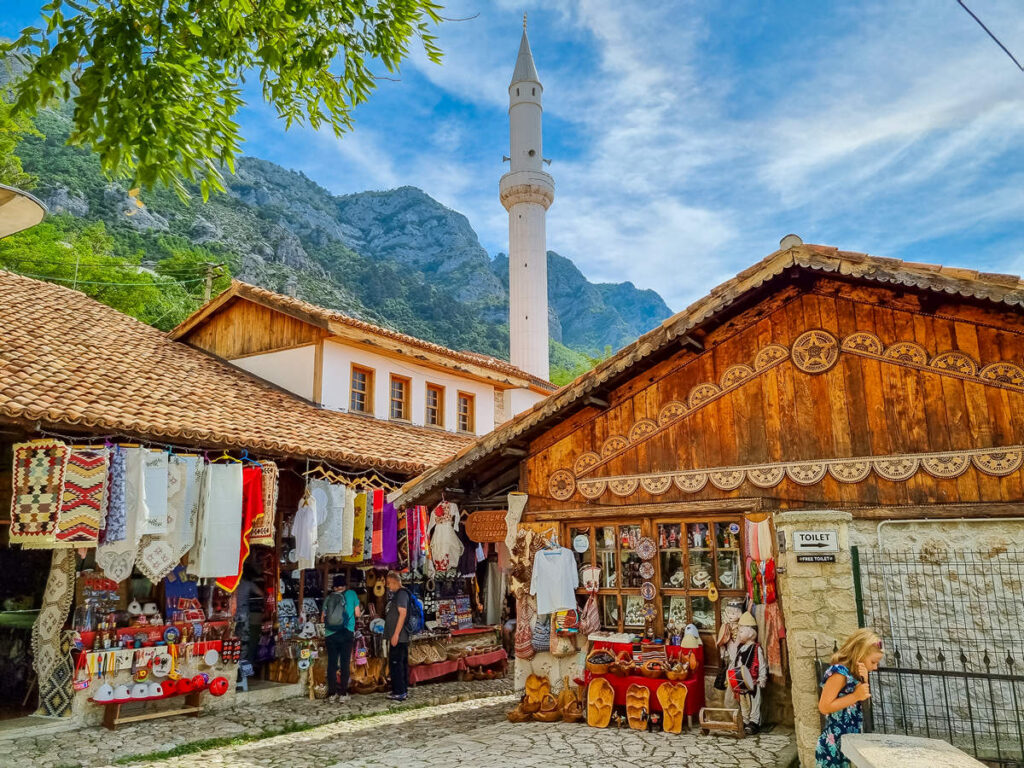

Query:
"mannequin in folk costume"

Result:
[[729, 611, 767, 734]]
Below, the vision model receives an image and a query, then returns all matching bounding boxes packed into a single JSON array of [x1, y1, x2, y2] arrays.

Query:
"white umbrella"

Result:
[[0, 183, 46, 238]]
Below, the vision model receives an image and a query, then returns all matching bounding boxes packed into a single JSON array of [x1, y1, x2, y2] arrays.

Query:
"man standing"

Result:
[[385, 570, 410, 701], [321, 573, 360, 702]]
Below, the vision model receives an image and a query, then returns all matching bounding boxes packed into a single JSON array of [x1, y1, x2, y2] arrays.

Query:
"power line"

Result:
[[957, 0, 1024, 72], [7, 269, 208, 287]]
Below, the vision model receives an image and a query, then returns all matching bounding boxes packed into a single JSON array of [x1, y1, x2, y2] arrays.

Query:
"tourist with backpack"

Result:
[[385, 570, 414, 701], [321, 573, 361, 702]]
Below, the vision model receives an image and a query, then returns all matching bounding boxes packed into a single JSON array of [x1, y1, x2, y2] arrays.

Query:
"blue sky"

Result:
[[4, 1, 1024, 311]]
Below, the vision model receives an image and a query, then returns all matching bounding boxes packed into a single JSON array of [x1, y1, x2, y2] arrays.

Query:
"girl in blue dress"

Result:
[[816, 629, 884, 767]]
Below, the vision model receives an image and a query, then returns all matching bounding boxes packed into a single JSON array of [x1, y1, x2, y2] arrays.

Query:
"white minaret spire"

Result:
[[501, 16, 553, 381]]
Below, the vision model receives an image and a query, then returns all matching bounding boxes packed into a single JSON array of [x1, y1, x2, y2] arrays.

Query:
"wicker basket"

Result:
[[585, 648, 615, 675]]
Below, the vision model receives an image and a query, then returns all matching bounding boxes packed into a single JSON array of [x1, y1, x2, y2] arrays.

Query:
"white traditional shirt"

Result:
[[294, 494, 319, 571], [530, 547, 579, 614]]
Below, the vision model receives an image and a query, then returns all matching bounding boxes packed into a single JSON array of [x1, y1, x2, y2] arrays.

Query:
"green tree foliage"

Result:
[[0, 99, 40, 189], [3, 0, 443, 200], [0, 215, 223, 329], [549, 340, 608, 387]]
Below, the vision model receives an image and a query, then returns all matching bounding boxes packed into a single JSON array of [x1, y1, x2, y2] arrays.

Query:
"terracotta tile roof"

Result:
[[171, 281, 557, 392], [390, 242, 1024, 506], [0, 270, 472, 473]]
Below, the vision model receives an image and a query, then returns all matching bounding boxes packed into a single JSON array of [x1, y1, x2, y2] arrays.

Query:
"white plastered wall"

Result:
[[233, 344, 316, 402]]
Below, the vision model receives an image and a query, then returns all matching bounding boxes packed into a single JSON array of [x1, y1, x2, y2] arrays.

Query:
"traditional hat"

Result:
[[738, 611, 758, 627], [680, 634, 701, 649]]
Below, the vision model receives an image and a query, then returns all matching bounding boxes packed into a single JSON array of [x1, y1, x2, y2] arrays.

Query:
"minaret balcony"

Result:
[[499, 170, 555, 211]]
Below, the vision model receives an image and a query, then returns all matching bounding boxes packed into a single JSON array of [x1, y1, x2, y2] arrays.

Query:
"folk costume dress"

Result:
[[815, 664, 864, 768], [426, 501, 463, 574]]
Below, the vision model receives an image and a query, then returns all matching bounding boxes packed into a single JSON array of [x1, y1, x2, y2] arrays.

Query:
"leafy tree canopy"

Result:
[[2, 0, 443, 201]]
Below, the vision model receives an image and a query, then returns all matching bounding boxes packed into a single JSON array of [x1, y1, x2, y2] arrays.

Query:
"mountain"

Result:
[[6, 101, 673, 384]]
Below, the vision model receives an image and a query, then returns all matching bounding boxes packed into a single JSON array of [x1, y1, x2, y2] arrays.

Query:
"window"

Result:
[[349, 365, 374, 414], [389, 375, 410, 421], [457, 392, 475, 433], [425, 384, 444, 427]]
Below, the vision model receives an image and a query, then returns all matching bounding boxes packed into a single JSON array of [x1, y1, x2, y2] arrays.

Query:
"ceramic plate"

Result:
[[163, 626, 181, 644], [204, 649, 219, 666], [639, 561, 655, 580], [288, 548, 298, 563], [636, 536, 656, 561], [640, 581, 656, 601]]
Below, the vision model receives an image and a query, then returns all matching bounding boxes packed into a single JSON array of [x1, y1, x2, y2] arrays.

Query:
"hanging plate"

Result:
[[639, 561, 655, 580], [641, 581, 656, 601], [636, 537, 656, 561], [707, 584, 720, 603], [643, 603, 657, 621]]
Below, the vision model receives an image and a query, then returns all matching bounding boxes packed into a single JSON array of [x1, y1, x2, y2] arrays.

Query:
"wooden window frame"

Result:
[[388, 374, 411, 422], [425, 383, 445, 428], [563, 513, 748, 668], [456, 391, 475, 434], [349, 364, 375, 415]]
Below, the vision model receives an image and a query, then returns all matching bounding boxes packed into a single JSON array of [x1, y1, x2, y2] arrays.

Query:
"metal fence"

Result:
[[845, 546, 1024, 767]]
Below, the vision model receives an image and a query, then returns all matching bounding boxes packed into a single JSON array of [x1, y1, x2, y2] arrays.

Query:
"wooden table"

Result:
[[98, 691, 203, 731]]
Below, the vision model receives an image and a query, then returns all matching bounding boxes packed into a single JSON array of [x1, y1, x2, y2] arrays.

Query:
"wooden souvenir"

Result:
[[656, 683, 688, 734], [524, 674, 550, 712], [586, 677, 615, 728], [625, 683, 650, 730], [533, 693, 562, 722]]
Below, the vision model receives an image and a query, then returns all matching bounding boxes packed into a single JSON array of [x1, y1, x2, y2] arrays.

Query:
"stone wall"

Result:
[[774, 510, 859, 768]]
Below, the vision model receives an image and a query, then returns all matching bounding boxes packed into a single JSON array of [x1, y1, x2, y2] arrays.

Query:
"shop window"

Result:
[[457, 392, 475, 434], [350, 365, 374, 414], [425, 383, 444, 427], [565, 516, 747, 660], [389, 375, 410, 421]]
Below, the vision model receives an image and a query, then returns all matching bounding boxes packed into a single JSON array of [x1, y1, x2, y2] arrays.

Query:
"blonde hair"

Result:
[[831, 629, 883, 677]]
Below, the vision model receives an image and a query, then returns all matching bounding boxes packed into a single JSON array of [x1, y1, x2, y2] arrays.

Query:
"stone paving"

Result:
[[0, 677, 512, 768], [122, 698, 796, 768]]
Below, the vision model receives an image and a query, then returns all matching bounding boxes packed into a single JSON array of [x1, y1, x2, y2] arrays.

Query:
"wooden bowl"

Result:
[[585, 649, 615, 675], [640, 661, 666, 679]]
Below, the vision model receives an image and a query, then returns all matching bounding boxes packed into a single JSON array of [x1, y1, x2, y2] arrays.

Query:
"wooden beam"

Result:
[[477, 465, 522, 498], [312, 340, 324, 405], [500, 447, 527, 458], [523, 497, 763, 521], [678, 334, 704, 353], [584, 395, 609, 409], [851, 503, 1024, 520]]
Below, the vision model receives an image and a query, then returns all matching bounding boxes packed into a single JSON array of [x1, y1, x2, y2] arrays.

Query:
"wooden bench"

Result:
[[99, 691, 203, 731]]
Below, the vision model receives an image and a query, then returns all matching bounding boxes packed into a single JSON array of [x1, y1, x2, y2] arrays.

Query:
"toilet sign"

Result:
[[793, 530, 838, 553]]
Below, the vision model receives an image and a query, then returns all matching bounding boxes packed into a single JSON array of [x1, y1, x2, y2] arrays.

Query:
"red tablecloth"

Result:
[[409, 659, 460, 684], [408, 648, 507, 684], [450, 626, 499, 637], [587, 641, 704, 716]]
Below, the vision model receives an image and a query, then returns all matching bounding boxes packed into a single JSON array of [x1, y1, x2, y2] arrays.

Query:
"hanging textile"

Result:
[[427, 501, 463, 574], [140, 450, 169, 535], [406, 508, 420, 571], [419, 505, 431, 572], [9, 439, 71, 544], [343, 492, 367, 563], [339, 484, 355, 557], [293, 489, 318, 571], [188, 463, 243, 578], [484, 558, 504, 625], [166, 455, 203, 561], [504, 492, 528, 554], [361, 492, 375, 565], [376, 500, 398, 566], [250, 460, 278, 548], [457, 524, 477, 577], [53, 447, 109, 547], [216, 465, 264, 592], [32, 549, 76, 717], [100, 446, 127, 544], [96, 447, 146, 582], [371, 488, 384, 559], [397, 506, 409, 571], [764, 601, 785, 677], [311, 479, 345, 555]]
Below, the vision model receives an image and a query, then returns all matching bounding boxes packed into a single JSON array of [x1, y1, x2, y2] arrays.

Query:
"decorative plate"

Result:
[[288, 548, 298, 563], [297, 658, 310, 671], [163, 626, 181, 644], [639, 561, 655, 580], [640, 581, 656, 601], [636, 536, 656, 561], [643, 603, 657, 621], [573, 534, 590, 553]]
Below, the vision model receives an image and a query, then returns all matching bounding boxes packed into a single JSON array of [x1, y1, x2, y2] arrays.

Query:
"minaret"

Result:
[[501, 15, 554, 381]]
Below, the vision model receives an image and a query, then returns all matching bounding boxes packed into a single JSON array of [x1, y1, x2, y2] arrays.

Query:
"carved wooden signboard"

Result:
[[464, 509, 507, 543]]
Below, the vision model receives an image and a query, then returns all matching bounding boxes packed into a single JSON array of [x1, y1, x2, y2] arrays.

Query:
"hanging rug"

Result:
[[54, 448, 109, 548], [9, 439, 71, 544]]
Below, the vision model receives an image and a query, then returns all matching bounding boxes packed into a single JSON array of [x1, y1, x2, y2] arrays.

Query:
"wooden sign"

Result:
[[464, 509, 507, 543]]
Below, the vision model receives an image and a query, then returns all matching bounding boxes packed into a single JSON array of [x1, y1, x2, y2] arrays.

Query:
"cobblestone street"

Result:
[[124, 698, 795, 768]]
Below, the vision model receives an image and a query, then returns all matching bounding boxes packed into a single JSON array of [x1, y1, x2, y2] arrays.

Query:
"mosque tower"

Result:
[[501, 15, 554, 382]]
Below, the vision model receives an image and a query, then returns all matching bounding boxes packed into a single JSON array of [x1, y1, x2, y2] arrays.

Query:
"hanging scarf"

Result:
[[9, 439, 70, 544], [371, 488, 384, 559], [100, 446, 127, 544], [339, 485, 355, 557], [343, 493, 367, 563], [53, 447, 109, 548], [96, 447, 146, 582], [376, 500, 398, 566], [166, 455, 203, 561], [249, 460, 278, 547], [504, 492, 528, 554], [361, 491, 375, 565], [188, 462, 243, 578], [32, 549, 76, 717], [216, 465, 264, 592], [139, 450, 169, 535], [397, 507, 410, 571]]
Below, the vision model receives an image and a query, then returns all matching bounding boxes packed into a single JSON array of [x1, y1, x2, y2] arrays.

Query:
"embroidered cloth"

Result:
[[250, 460, 278, 547], [166, 454, 203, 560], [53, 448, 109, 547], [361, 491, 374, 565], [371, 488, 384, 560], [311, 479, 345, 555], [32, 549, 76, 717], [343, 493, 367, 563], [95, 447, 145, 582], [189, 463, 244, 578], [339, 484, 355, 557], [9, 439, 70, 544], [397, 506, 409, 571], [140, 450, 169, 535], [100, 447, 127, 543]]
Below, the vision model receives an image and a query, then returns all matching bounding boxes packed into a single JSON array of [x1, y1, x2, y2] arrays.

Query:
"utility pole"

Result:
[[203, 262, 216, 302]]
